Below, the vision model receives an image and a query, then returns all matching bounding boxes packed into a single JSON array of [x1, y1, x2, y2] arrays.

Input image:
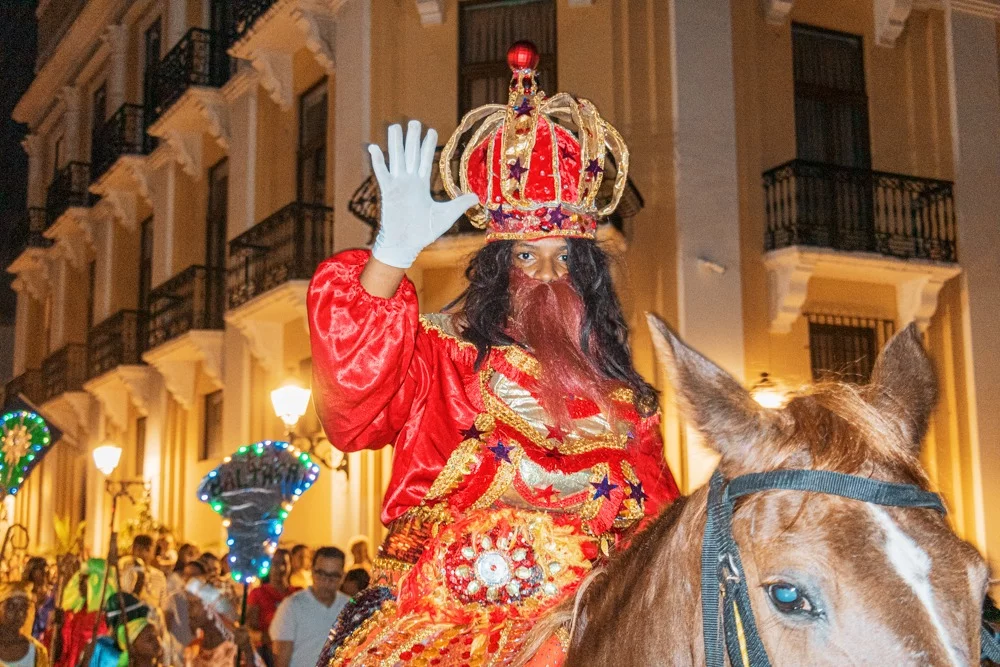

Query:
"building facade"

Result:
[[4, 0, 999, 588]]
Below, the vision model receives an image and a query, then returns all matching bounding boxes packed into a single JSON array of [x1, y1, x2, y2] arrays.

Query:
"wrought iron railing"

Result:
[[232, 0, 277, 38], [347, 147, 639, 241], [91, 104, 150, 182], [87, 310, 148, 380], [763, 159, 957, 262], [46, 162, 94, 226], [41, 344, 89, 402], [151, 28, 233, 122], [227, 202, 334, 310], [147, 265, 225, 349], [4, 369, 45, 407]]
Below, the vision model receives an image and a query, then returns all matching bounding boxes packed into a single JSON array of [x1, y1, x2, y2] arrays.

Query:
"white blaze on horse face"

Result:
[[870, 507, 964, 667]]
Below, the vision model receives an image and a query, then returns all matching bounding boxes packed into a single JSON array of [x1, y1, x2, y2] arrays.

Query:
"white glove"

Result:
[[368, 120, 480, 269]]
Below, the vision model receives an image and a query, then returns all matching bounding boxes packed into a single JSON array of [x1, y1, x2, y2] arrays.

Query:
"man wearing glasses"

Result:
[[270, 547, 347, 667]]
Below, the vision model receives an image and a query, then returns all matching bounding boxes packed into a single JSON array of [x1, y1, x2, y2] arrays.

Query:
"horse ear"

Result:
[[868, 323, 938, 453], [646, 313, 769, 459]]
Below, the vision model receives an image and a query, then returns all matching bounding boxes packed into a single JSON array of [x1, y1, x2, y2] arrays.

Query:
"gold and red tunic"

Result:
[[308, 250, 680, 665]]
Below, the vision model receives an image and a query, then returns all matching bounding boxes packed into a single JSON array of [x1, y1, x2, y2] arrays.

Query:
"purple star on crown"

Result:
[[585, 159, 603, 179], [626, 480, 648, 504], [547, 207, 569, 228], [513, 98, 534, 117], [508, 159, 528, 181], [489, 206, 508, 226], [591, 475, 618, 500], [488, 441, 513, 463]]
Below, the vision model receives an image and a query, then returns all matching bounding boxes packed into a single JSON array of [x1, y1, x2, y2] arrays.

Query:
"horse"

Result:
[[561, 316, 993, 666]]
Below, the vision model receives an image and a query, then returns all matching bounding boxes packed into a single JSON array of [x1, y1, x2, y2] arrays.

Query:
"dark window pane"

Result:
[[135, 416, 147, 477], [458, 0, 556, 117], [138, 217, 154, 313], [298, 82, 328, 205], [807, 313, 895, 384]]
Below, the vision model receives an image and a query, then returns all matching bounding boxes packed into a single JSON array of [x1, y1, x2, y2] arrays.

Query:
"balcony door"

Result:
[[792, 24, 874, 251], [297, 82, 327, 206], [90, 84, 106, 167], [138, 216, 153, 316], [143, 20, 162, 129], [207, 158, 228, 324]]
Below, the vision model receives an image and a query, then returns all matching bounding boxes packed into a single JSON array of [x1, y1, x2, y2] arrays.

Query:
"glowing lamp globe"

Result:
[[507, 41, 540, 71], [750, 373, 787, 410], [271, 382, 311, 429], [93, 443, 123, 476]]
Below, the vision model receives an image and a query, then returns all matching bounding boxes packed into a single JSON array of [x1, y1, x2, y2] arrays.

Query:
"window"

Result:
[[143, 19, 162, 113], [807, 313, 895, 384], [135, 416, 147, 477], [91, 83, 107, 164], [297, 82, 327, 205], [138, 217, 153, 314], [458, 0, 556, 118], [53, 135, 64, 175], [201, 390, 224, 461], [792, 24, 870, 168]]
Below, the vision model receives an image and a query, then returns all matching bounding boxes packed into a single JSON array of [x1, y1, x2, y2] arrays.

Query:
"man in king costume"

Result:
[[308, 42, 680, 666]]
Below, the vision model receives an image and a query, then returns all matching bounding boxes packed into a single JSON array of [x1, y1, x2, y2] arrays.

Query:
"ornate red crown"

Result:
[[441, 41, 630, 242]]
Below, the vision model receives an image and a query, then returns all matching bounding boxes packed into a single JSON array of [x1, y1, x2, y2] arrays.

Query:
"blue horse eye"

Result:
[[773, 585, 799, 604]]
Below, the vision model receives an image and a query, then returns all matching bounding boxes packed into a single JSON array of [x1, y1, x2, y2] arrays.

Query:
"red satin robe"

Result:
[[308, 250, 679, 665]]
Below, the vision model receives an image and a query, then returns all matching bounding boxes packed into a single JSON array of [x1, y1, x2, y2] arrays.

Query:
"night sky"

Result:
[[0, 0, 37, 326]]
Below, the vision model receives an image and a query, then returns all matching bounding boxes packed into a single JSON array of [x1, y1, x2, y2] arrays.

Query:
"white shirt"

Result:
[[269, 588, 348, 667]]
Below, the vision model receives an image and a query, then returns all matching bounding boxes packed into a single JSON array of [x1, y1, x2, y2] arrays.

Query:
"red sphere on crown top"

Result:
[[507, 41, 540, 71]]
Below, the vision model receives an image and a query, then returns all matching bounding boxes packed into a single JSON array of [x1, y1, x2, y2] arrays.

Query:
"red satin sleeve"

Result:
[[307, 249, 427, 453], [629, 411, 681, 523]]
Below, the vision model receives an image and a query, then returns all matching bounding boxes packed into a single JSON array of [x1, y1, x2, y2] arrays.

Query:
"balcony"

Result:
[[232, 0, 278, 38], [761, 159, 962, 334], [87, 310, 147, 380], [763, 159, 957, 263], [91, 104, 151, 183], [5, 369, 45, 407], [45, 162, 94, 226], [227, 202, 334, 311], [151, 28, 232, 123], [147, 265, 225, 351], [41, 344, 88, 403]]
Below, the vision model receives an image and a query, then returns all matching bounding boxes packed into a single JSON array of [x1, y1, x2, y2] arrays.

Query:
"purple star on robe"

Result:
[[488, 441, 514, 463], [459, 423, 485, 441], [626, 479, 648, 504], [591, 475, 619, 500], [508, 159, 528, 181]]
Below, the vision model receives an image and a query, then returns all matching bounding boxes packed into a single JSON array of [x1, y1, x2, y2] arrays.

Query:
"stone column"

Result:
[[59, 87, 82, 163], [22, 134, 45, 207], [224, 68, 259, 237], [669, 0, 746, 486], [101, 25, 129, 112], [945, 6, 1000, 580]]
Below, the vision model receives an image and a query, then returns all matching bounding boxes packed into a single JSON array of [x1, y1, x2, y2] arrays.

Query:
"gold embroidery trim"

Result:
[[577, 462, 611, 524], [371, 555, 413, 575], [470, 445, 523, 511], [479, 368, 628, 455], [330, 601, 398, 666], [419, 314, 477, 350], [504, 346, 540, 379], [424, 413, 495, 501]]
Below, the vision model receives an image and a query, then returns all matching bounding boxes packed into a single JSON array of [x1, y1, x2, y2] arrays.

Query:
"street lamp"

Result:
[[90, 441, 149, 656], [270, 380, 348, 477], [750, 372, 788, 409]]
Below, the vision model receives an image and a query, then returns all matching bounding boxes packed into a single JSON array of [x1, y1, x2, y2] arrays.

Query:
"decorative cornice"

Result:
[[225, 281, 309, 376], [142, 331, 224, 410], [85, 365, 161, 432], [147, 88, 231, 175], [291, 6, 336, 71], [229, 0, 341, 79], [415, 0, 444, 24], [761, 0, 795, 24], [7, 249, 51, 302], [221, 67, 261, 103], [247, 48, 294, 111], [43, 208, 96, 271], [875, 0, 914, 47]]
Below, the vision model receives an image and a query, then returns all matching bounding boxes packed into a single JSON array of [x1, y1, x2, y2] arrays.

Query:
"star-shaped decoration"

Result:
[[545, 424, 567, 441], [626, 479, 648, 504], [487, 441, 513, 463], [547, 208, 569, 229], [508, 159, 528, 182], [489, 206, 508, 225], [542, 446, 563, 463], [585, 159, 603, 179], [513, 98, 534, 117], [591, 475, 618, 500], [534, 485, 559, 503], [459, 423, 485, 441]]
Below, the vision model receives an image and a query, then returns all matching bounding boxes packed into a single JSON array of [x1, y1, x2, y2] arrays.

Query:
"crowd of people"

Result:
[[0, 531, 375, 667]]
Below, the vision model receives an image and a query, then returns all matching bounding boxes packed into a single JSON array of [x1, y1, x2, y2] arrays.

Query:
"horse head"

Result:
[[567, 316, 990, 666]]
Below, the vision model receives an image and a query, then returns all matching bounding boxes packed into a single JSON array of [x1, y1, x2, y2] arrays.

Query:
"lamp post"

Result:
[[90, 442, 149, 653], [270, 380, 348, 477]]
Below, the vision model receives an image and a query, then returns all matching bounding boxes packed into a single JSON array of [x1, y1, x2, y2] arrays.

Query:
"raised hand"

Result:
[[368, 120, 480, 269]]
